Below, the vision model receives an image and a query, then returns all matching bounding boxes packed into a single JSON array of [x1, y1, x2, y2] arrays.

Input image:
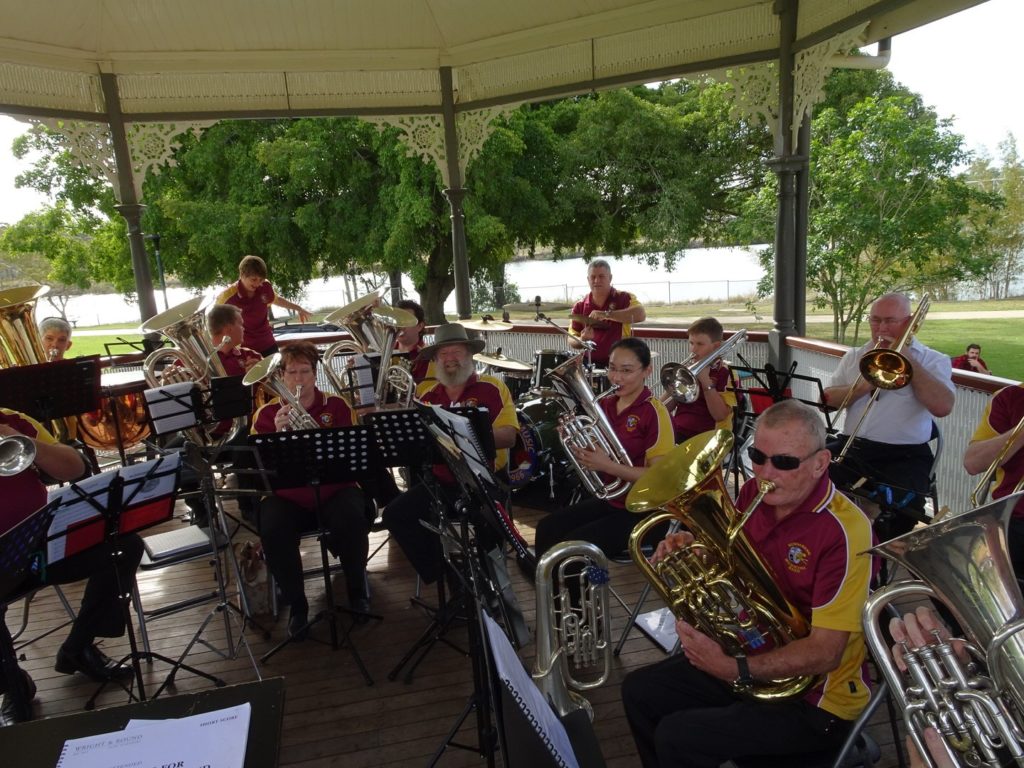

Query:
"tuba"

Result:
[[863, 492, 1024, 768], [242, 353, 317, 430], [0, 285, 50, 368], [547, 351, 633, 500], [322, 294, 416, 412], [532, 540, 612, 720], [142, 296, 247, 446], [661, 329, 747, 404], [626, 429, 815, 700]]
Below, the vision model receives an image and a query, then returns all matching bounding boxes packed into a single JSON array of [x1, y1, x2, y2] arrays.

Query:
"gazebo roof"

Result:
[[0, 0, 984, 120]]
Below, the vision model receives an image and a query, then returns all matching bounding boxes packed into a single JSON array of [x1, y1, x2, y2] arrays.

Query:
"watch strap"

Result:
[[734, 654, 754, 688]]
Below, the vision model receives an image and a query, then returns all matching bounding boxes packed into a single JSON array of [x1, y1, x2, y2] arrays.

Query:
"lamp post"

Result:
[[143, 233, 169, 310]]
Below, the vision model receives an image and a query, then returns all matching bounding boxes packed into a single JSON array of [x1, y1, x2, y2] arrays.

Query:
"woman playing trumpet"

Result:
[[533, 337, 674, 566], [251, 341, 371, 638]]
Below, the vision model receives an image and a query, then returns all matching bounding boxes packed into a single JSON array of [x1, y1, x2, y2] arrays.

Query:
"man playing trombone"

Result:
[[822, 292, 954, 539], [661, 317, 737, 444], [964, 382, 1024, 572]]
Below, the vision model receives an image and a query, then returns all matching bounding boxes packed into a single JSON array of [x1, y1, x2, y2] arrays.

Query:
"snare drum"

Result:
[[508, 398, 564, 488], [531, 349, 571, 392]]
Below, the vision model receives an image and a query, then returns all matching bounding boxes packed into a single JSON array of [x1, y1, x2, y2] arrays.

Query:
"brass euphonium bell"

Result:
[[626, 429, 814, 700]]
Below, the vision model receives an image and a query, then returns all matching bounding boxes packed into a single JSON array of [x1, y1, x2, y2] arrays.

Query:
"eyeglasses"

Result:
[[746, 446, 819, 471]]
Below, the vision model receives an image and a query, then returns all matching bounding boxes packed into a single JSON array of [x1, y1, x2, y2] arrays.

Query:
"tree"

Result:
[[740, 76, 998, 343]]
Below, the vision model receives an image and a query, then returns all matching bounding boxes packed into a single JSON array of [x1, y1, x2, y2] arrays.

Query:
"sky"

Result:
[[0, 0, 1021, 228]]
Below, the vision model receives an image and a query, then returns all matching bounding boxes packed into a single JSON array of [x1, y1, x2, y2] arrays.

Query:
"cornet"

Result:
[[242, 354, 318, 431], [0, 434, 37, 476]]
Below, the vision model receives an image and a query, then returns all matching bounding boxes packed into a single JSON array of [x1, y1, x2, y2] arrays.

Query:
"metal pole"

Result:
[[144, 233, 169, 310]]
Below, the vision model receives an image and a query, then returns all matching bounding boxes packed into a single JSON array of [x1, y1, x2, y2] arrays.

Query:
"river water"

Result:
[[51, 245, 767, 327]]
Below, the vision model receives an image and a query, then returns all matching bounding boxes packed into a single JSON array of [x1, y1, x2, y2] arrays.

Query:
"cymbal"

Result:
[[503, 300, 573, 313], [374, 305, 418, 327], [461, 317, 514, 332], [474, 352, 533, 371]]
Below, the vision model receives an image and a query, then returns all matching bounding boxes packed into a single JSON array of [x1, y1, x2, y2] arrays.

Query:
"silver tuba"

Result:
[[0, 434, 37, 476], [547, 351, 633, 499], [863, 492, 1024, 767], [322, 293, 416, 413], [242, 353, 317, 431], [532, 540, 612, 720], [142, 296, 247, 446], [660, 329, 746, 404]]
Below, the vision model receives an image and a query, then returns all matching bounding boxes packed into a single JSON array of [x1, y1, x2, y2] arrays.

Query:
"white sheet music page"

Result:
[[55, 702, 250, 768], [482, 611, 579, 768], [45, 471, 115, 564]]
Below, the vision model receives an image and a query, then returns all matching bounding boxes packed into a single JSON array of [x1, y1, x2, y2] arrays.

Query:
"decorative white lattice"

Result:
[[720, 63, 780, 143], [366, 104, 517, 188], [792, 23, 869, 145], [17, 117, 214, 202]]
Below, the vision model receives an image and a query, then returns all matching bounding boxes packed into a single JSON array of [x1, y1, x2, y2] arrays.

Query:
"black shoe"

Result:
[[0, 670, 35, 727], [55, 644, 132, 682], [350, 597, 372, 625], [287, 600, 310, 641], [346, 571, 371, 625]]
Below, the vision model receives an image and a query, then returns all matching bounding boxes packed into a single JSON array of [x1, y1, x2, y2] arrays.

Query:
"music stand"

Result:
[[46, 453, 225, 708], [0, 501, 58, 723], [249, 426, 381, 681], [0, 357, 101, 425]]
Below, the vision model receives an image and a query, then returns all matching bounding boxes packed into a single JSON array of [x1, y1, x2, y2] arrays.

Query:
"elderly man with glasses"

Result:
[[821, 292, 954, 540], [622, 399, 876, 768]]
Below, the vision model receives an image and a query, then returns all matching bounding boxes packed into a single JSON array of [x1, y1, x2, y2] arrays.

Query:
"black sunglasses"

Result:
[[746, 446, 819, 471]]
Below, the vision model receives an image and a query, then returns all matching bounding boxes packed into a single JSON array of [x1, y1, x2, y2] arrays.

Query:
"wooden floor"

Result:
[[3, 489, 910, 767]]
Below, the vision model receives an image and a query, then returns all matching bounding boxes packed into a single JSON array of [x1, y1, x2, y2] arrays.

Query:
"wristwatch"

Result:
[[733, 653, 754, 689]]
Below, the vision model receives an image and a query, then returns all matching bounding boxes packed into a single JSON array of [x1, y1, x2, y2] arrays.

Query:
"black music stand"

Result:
[[249, 426, 381, 682], [0, 501, 58, 723], [414, 403, 536, 767], [0, 357, 101, 426], [47, 453, 225, 708]]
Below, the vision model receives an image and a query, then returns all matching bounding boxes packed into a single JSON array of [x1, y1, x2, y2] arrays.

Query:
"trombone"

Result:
[[833, 294, 931, 464], [970, 414, 1024, 507], [661, 329, 747, 404]]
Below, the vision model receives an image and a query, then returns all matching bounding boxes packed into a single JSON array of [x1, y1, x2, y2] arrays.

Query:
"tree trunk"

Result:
[[419, 242, 455, 325]]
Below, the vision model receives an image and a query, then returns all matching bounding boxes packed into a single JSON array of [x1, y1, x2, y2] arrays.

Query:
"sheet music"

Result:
[[352, 353, 377, 406], [482, 611, 579, 768], [46, 471, 115, 563], [56, 702, 250, 768], [426, 405, 493, 486], [121, 453, 181, 507], [144, 381, 200, 433]]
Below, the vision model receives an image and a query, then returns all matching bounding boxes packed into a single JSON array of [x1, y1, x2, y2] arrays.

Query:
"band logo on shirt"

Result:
[[625, 415, 640, 432], [319, 413, 334, 426], [785, 542, 810, 572], [463, 397, 480, 408]]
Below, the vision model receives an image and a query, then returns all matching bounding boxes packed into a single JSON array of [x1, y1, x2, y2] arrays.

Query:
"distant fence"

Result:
[[516, 279, 760, 305]]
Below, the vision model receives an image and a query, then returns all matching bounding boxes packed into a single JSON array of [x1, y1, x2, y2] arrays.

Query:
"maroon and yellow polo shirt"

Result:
[[218, 346, 262, 378], [669, 362, 737, 443], [251, 389, 357, 508], [971, 384, 1024, 516], [736, 474, 875, 721], [216, 279, 277, 353], [416, 373, 519, 482], [598, 387, 673, 509], [0, 409, 56, 534], [568, 288, 638, 365]]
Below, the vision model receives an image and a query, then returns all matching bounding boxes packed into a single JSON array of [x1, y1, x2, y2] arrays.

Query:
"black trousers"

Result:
[[382, 481, 460, 584], [829, 436, 934, 539], [0, 534, 144, 691], [534, 497, 636, 562], [622, 653, 851, 768], [257, 486, 368, 607]]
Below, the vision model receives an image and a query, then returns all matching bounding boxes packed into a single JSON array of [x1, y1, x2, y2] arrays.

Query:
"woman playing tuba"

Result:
[[532, 337, 674, 568]]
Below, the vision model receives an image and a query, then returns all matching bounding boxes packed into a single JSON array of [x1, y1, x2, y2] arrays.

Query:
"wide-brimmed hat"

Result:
[[416, 322, 486, 362]]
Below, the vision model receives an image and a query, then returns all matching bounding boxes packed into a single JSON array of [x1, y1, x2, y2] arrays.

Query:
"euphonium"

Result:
[[142, 296, 247, 446], [661, 329, 747, 404], [547, 351, 633, 500], [532, 540, 612, 720], [862, 492, 1024, 768], [626, 429, 814, 700], [242, 353, 317, 430], [0, 434, 37, 476]]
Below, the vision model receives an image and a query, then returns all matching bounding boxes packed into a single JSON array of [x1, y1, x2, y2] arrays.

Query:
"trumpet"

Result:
[[661, 329, 747, 404], [834, 294, 931, 464], [242, 353, 317, 431], [0, 434, 37, 476]]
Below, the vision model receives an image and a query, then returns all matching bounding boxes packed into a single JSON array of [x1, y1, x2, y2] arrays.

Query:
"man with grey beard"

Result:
[[382, 323, 519, 584]]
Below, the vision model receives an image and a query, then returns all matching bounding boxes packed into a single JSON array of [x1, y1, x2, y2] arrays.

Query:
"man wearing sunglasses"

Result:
[[822, 292, 954, 540], [622, 400, 875, 768]]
